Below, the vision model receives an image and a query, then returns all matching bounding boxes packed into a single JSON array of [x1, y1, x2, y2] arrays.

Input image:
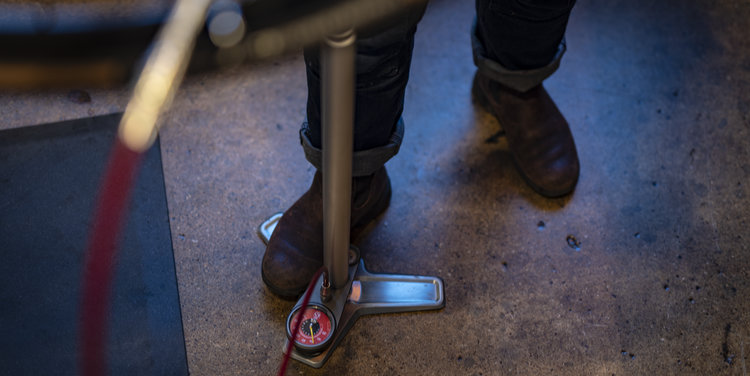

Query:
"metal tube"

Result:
[[118, 0, 213, 153], [321, 30, 356, 289]]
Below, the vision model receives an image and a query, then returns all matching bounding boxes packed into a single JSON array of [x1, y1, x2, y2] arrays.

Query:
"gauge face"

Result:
[[287, 305, 334, 353]]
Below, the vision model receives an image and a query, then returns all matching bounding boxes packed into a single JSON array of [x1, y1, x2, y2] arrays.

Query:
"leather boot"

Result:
[[472, 72, 579, 197], [261, 167, 391, 298]]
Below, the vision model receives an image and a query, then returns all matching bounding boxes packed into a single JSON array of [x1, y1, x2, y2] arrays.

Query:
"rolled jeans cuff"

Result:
[[299, 117, 404, 177], [471, 19, 566, 93]]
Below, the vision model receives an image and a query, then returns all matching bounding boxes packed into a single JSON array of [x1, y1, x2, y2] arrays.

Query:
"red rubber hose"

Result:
[[79, 138, 143, 376], [79, 136, 327, 376]]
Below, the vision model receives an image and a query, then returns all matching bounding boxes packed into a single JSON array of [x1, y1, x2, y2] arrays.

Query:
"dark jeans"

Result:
[[301, 0, 577, 176]]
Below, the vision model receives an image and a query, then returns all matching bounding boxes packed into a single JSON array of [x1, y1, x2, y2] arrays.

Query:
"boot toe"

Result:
[[261, 235, 319, 298], [517, 152, 579, 197]]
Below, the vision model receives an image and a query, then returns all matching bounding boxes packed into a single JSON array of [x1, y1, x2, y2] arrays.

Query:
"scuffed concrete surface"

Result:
[[2, 0, 749, 374]]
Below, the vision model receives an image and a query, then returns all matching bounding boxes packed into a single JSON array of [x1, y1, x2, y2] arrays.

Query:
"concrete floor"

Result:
[[2, 0, 750, 374]]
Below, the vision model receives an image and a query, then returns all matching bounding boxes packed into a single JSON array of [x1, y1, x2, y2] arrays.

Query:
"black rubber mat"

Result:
[[0, 114, 187, 375]]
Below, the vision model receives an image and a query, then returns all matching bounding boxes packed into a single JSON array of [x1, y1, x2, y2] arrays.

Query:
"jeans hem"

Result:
[[300, 117, 404, 177], [471, 18, 566, 92]]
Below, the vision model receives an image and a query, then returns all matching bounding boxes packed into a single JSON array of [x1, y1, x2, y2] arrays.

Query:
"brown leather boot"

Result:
[[472, 72, 579, 197], [261, 167, 391, 298]]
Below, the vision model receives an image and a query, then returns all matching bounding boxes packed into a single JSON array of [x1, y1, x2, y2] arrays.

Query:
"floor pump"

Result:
[[258, 29, 445, 368]]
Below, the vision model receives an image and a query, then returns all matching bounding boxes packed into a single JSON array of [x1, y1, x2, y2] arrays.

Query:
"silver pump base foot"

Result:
[[258, 213, 446, 368]]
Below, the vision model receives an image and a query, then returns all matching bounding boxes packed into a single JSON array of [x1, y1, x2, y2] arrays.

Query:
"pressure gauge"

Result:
[[286, 305, 335, 354]]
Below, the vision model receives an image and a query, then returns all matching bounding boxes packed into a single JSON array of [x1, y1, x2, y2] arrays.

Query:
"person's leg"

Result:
[[472, 0, 580, 197], [262, 6, 426, 298]]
